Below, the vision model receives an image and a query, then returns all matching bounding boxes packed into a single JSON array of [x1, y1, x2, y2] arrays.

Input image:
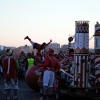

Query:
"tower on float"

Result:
[[94, 22, 100, 87], [74, 21, 89, 87]]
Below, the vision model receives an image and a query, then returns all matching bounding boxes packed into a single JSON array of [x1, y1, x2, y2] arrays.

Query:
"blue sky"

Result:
[[0, 0, 100, 48]]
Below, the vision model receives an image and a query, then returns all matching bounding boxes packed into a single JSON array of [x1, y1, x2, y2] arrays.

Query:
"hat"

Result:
[[48, 48, 54, 55], [6, 48, 13, 56]]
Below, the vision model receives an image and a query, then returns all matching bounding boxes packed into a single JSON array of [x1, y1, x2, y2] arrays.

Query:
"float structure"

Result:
[[94, 22, 100, 87], [74, 21, 89, 87]]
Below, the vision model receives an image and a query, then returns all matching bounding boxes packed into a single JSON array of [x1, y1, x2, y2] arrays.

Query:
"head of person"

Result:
[[54, 52, 58, 58], [6, 48, 13, 56], [47, 48, 54, 56], [68, 36, 73, 42], [40, 49, 44, 56], [41, 42, 46, 50], [27, 53, 32, 58]]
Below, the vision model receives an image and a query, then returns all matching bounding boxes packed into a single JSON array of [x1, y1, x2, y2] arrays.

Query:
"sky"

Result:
[[0, 0, 100, 48]]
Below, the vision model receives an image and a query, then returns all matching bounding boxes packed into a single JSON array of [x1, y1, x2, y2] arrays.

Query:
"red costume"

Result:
[[24, 36, 52, 56], [38, 51, 61, 72], [38, 48, 61, 100], [36, 41, 51, 56], [3, 57, 18, 82], [3, 48, 20, 100]]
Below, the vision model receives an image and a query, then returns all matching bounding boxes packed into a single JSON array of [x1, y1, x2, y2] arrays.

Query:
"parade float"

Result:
[[25, 21, 100, 100], [54, 21, 100, 99]]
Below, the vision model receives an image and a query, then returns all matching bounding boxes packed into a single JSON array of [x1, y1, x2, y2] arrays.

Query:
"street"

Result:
[[0, 79, 42, 100], [0, 79, 100, 100]]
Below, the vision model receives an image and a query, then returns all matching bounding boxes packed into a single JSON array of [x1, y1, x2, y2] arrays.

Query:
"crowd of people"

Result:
[[0, 36, 96, 100]]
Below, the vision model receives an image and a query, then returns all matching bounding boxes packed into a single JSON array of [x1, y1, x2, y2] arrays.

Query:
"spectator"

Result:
[[0, 54, 3, 78], [25, 53, 35, 71]]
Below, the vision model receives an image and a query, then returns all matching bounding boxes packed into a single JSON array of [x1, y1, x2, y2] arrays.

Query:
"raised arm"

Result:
[[46, 39, 52, 46]]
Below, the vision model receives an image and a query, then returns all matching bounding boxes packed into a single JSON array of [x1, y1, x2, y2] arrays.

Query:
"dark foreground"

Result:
[[0, 79, 42, 100], [0, 79, 100, 100]]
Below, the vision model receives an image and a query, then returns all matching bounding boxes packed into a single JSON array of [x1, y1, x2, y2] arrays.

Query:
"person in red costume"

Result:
[[38, 48, 61, 100], [3, 48, 20, 100], [24, 36, 52, 56]]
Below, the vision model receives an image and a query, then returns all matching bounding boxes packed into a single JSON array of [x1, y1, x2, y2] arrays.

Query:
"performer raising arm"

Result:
[[24, 36, 52, 56]]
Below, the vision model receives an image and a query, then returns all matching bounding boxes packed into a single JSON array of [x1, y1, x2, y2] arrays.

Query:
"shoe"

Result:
[[24, 36, 28, 40]]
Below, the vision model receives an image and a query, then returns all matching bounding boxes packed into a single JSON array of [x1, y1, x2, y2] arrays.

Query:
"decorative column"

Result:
[[74, 21, 89, 87], [94, 22, 100, 87]]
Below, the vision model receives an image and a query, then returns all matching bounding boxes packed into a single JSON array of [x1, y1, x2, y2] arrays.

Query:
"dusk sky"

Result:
[[0, 0, 100, 48]]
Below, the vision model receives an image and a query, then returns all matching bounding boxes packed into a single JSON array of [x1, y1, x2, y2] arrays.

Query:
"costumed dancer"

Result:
[[3, 48, 20, 100], [60, 37, 74, 84], [24, 36, 52, 56], [67, 37, 74, 65], [65, 36, 73, 59], [38, 48, 61, 100], [74, 21, 90, 87], [63, 37, 74, 67], [94, 22, 100, 87], [68, 49, 74, 75], [66, 37, 74, 82]]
